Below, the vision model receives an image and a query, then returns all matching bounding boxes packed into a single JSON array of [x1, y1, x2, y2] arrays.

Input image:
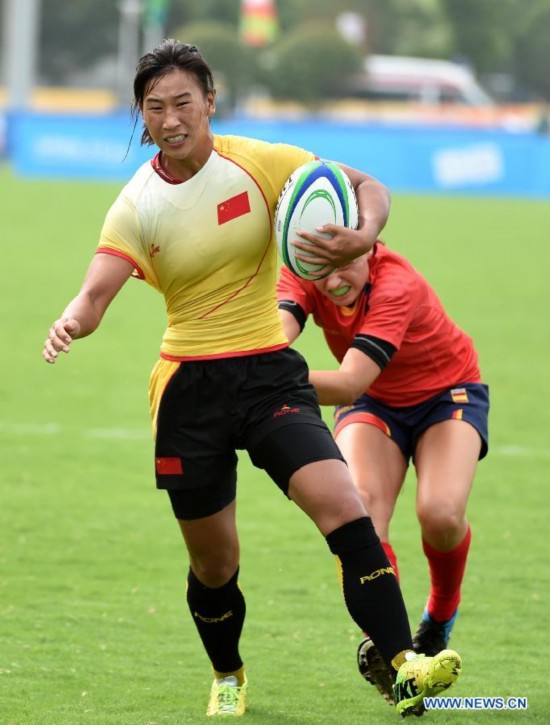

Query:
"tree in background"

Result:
[[508, 2, 550, 101], [440, 0, 550, 101], [172, 21, 253, 112], [440, 0, 517, 73], [170, 0, 241, 27], [266, 23, 362, 103], [38, 0, 119, 84]]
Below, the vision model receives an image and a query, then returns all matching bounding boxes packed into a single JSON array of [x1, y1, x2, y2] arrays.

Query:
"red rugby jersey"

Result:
[[277, 243, 481, 407]]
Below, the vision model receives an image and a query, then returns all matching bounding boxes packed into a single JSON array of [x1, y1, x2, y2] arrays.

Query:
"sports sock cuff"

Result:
[[326, 517, 378, 555]]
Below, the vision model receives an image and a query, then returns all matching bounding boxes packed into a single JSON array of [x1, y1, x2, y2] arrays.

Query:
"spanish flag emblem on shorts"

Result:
[[451, 388, 469, 404]]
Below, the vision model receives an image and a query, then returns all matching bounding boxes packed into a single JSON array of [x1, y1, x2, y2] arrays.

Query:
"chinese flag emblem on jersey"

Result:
[[217, 191, 251, 225]]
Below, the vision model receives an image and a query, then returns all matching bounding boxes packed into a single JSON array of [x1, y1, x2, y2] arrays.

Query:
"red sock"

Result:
[[423, 526, 471, 622], [381, 541, 400, 581]]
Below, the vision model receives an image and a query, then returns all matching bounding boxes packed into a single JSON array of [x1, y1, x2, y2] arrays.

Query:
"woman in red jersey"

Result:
[[278, 241, 489, 695], [42, 40, 462, 718]]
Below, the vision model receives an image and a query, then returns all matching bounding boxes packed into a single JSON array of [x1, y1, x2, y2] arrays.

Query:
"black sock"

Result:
[[187, 567, 246, 674], [326, 517, 413, 670]]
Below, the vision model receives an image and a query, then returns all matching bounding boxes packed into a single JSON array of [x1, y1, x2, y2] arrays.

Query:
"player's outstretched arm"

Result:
[[42, 253, 134, 364]]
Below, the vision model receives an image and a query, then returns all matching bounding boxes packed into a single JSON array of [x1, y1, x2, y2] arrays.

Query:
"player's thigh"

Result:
[[176, 500, 240, 587], [249, 419, 363, 535], [415, 419, 481, 522], [336, 422, 407, 538]]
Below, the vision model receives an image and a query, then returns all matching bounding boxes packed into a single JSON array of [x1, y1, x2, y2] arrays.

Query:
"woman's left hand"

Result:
[[293, 223, 375, 270]]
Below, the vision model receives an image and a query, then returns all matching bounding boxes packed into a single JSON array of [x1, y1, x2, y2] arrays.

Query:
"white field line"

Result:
[[0, 422, 548, 457], [0, 421, 150, 440]]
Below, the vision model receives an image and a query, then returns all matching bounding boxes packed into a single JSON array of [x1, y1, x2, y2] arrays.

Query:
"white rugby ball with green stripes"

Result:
[[275, 160, 359, 281]]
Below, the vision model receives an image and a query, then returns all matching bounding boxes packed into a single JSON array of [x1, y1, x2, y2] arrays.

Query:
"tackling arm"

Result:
[[279, 308, 302, 345], [309, 347, 382, 406]]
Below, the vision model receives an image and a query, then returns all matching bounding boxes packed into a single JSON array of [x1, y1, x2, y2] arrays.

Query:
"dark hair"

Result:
[[132, 39, 215, 146]]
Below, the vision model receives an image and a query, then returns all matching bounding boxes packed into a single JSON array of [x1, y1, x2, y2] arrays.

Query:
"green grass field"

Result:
[[1, 165, 548, 724]]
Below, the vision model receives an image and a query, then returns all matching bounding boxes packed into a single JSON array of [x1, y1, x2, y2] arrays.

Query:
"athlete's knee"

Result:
[[309, 486, 367, 535], [358, 487, 393, 530], [417, 500, 465, 541], [187, 538, 240, 589], [190, 556, 240, 589]]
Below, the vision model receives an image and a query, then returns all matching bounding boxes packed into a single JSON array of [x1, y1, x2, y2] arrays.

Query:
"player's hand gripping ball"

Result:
[[275, 160, 359, 281]]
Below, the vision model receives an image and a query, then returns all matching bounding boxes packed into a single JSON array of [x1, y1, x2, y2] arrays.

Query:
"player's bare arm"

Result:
[[279, 309, 301, 345], [294, 164, 390, 268], [42, 253, 134, 364], [309, 347, 382, 406]]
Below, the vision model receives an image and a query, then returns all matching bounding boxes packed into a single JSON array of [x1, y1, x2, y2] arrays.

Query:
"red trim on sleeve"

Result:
[[96, 247, 146, 280]]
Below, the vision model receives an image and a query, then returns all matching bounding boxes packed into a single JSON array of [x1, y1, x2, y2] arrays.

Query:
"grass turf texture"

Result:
[[1, 165, 548, 723]]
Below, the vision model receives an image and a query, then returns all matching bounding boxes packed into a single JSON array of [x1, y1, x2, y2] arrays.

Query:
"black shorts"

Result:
[[154, 348, 344, 519]]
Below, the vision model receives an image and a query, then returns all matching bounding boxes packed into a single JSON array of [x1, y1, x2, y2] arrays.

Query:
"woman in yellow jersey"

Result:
[[42, 40, 461, 718]]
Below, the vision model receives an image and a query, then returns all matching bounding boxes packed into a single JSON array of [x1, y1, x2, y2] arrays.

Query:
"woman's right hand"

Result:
[[42, 318, 81, 364], [41, 252, 135, 365]]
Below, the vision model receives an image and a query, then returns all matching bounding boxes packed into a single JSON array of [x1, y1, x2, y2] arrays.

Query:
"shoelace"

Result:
[[217, 683, 240, 714]]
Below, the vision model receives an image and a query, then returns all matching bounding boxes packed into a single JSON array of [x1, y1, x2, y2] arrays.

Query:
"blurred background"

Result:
[[1, 0, 550, 194]]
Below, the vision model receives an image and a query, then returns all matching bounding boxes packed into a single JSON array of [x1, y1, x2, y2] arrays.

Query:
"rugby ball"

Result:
[[275, 160, 359, 281]]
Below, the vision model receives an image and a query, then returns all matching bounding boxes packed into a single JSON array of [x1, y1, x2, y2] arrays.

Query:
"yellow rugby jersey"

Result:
[[97, 135, 314, 359]]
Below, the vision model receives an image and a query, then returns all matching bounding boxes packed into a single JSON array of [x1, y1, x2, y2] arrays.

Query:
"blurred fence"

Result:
[[5, 111, 550, 196]]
